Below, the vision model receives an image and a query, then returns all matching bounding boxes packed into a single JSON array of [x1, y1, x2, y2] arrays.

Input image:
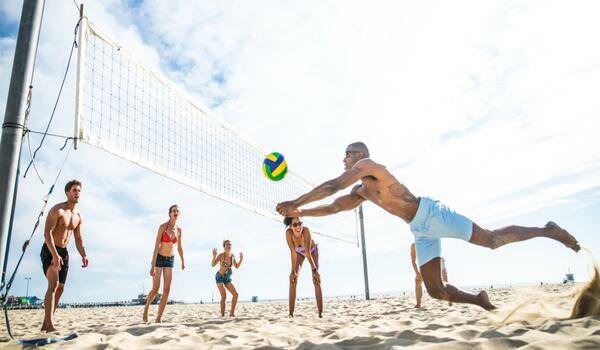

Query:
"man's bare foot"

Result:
[[414, 304, 421, 308], [142, 316, 148, 323], [546, 221, 580, 252], [478, 291, 496, 311], [318, 313, 323, 318]]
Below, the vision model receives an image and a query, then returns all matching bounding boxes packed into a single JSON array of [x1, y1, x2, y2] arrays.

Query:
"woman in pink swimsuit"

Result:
[[285, 216, 323, 317], [143, 204, 185, 323]]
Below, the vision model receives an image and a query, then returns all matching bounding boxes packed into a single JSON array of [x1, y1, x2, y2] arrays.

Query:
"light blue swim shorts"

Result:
[[409, 197, 473, 266]]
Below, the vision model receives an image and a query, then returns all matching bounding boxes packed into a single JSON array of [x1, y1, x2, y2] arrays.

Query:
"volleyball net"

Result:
[[74, 18, 358, 244]]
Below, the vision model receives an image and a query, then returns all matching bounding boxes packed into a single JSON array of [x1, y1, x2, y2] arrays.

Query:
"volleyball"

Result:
[[263, 152, 288, 181]]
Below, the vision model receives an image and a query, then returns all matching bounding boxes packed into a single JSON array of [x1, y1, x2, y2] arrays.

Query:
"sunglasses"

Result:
[[291, 222, 303, 228], [225, 243, 232, 246]]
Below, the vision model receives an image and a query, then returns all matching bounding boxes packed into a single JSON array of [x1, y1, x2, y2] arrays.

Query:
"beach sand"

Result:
[[1, 284, 599, 349]]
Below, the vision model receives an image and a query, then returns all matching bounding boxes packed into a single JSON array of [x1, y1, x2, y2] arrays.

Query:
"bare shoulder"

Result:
[[302, 226, 312, 237], [354, 158, 380, 170], [48, 203, 62, 216], [353, 158, 378, 170], [354, 158, 388, 178], [45, 204, 62, 223]]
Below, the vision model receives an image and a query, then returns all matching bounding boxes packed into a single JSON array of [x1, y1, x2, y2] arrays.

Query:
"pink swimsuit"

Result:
[[295, 243, 318, 257]]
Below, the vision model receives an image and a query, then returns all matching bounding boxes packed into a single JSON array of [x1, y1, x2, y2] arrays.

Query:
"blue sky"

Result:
[[0, 0, 599, 305]]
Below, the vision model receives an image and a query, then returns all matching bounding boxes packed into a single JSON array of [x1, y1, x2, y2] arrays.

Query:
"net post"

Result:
[[74, 4, 86, 150], [359, 204, 370, 300], [0, 0, 45, 287]]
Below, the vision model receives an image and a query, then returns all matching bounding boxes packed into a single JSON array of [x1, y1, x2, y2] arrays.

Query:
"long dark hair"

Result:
[[283, 217, 295, 227]]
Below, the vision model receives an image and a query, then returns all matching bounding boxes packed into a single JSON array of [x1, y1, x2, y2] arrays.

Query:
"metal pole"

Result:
[[25, 276, 31, 298], [358, 205, 370, 300], [0, 0, 45, 285], [74, 4, 85, 149]]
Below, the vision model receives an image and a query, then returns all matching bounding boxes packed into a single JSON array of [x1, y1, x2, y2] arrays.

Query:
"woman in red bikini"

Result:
[[143, 204, 185, 322], [285, 217, 323, 317]]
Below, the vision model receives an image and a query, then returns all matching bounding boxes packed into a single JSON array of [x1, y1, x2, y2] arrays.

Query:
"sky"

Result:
[[1, 0, 599, 305]]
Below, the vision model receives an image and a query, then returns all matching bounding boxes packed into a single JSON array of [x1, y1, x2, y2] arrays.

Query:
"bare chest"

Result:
[[360, 178, 387, 204], [57, 210, 80, 231]]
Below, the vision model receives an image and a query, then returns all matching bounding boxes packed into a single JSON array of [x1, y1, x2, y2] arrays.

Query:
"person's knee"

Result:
[[162, 286, 171, 295], [47, 281, 59, 293], [55, 284, 65, 294], [232, 291, 238, 299], [480, 229, 498, 249], [488, 234, 504, 249]]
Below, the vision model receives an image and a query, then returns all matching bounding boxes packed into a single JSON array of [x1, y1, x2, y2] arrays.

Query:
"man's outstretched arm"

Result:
[[277, 162, 369, 215], [298, 191, 365, 217]]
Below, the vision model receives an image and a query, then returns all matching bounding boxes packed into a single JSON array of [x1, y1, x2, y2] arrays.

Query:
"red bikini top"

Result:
[[161, 230, 177, 243]]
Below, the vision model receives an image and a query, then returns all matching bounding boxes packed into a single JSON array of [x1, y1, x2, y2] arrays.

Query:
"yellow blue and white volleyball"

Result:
[[263, 152, 288, 181]]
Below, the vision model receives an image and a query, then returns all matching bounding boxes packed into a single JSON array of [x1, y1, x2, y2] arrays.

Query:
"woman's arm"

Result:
[[177, 227, 185, 270], [211, 249, 221, 267], [234, 252, 243, 268], [286, 230, 298, 274], [150, 225, 163, 276], [302, 228, 318, 271]]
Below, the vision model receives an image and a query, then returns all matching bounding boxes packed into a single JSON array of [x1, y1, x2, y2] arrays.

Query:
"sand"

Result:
[[1, 284, 599, 349]]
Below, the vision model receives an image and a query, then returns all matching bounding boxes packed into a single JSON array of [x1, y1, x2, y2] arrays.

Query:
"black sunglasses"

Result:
[[291, 222, 303, 228]]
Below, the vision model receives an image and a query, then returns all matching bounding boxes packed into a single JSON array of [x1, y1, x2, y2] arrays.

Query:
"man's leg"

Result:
[[53, 283, 65, 314], [441, 268, 452, 306], [420, 257, 496, 311], [42, 269, 59, 331], [469, 222, 580, 252]]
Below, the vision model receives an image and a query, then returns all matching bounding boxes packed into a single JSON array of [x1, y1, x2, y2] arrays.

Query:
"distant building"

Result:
[[563, 272, 575, 284]]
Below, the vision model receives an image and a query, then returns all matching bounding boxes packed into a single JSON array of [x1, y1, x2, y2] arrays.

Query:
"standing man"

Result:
[[276, 142, 580, 310], [40, 180, 88, 331]]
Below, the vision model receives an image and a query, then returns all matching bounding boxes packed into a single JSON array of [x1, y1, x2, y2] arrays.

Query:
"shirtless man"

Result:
[[40, 180, 88, 331], [411, 243, 451, 308], [276, 142, 580, 310]]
